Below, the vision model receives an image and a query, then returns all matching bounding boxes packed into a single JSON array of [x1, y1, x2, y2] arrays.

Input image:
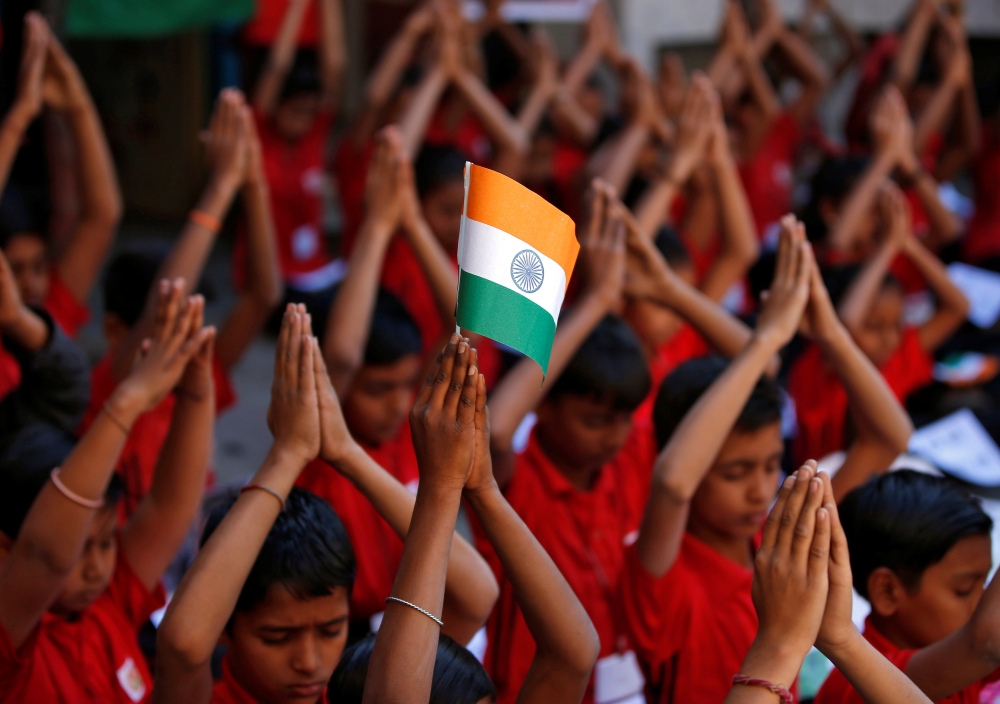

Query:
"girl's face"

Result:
[[51, 505, 118, 617], [422, 181, 466, 251], [855, 285, 904, 367]]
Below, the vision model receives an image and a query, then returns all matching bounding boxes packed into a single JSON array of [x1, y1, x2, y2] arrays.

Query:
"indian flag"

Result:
[[456, 164, 579, 375]]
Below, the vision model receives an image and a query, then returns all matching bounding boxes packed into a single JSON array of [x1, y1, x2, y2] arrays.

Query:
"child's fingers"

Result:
[[198, 326, 217, 362], [299, 335, 317, 397], [775, 461, 816, 555], [761, 471, 797, 552], [274, 305, 294, 382], [160, 280, 185, 345], [421, 334, 459, 408], [809, 507, 832, 584], [790, 472, 825, 566], [444, 339, 472, 416], [431, 334, 462, 409], [474, 371, 488, 430], [286, 312, 303, 392], [457, 359, 479, 428], [774, 216, 794, 286]]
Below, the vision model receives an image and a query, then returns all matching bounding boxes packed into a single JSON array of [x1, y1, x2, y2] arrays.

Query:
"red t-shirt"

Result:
[[739, 111, 801, 240], [619, 533, 757, 704], [634, 326, 709, 424], [242, 0, 320, 47], [332, 138, 375, 257], [212, 655, 327, 704], [789, 328, 932, 463], [0, 549, 165, 704], [380, 236, 501, 385], [965, 126, 1000, 263], [477, 423, 658, 704], [240, 109, 335, 285], [295, 422, 420, 623], [83, 350, 237, 518], [0, 271, 92, 401], [425, 108, 492, 165], [815, 618, 989, 704]]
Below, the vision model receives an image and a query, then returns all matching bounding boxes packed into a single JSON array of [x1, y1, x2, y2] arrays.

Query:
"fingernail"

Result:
[[783, 475, 796, 489], [468, 364, 477, 376], [450, 333, 461, 344], [817, 508, 828, 522], [810, 478, 820, 493], [159, 280, 169, 293], [458, 341, 468, 353]]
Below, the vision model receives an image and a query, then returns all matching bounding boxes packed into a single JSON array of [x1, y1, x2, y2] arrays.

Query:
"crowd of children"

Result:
[[1, 0, 999, 701]]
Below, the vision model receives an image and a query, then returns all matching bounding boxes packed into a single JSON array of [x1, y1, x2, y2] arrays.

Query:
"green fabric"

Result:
[[66, 0, 254, 37], [457, 270, 555, 375]]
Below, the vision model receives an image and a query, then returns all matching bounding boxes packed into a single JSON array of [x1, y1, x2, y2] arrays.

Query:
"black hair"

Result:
[[548, 314, 651, 412], [482, 26, 524, 92], [279, 50, 321, 102], [0, 423, 124, 539], [800, 156, 870, 244], [201, 487, 355, 614], [653, 225, 692, 269], [0, 184, 46, 248], [821, 264, 902, 309], [328, 632, 497, 704], [414, 145, 467, 199], [653, 355, 783, 450], [839, 470, 993, 599], [103, 244, 214, 328], [365, 288, 424, 366]]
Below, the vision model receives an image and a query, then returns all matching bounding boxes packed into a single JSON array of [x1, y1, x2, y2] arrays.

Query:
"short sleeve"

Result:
[[212, 355, 237, 414], [618, 544, 692, 666], [106, 548, 166, 632], [44, 272, 90, 338], [0, 619, 36, 695]]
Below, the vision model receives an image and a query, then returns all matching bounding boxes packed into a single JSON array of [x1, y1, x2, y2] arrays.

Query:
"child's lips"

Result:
[[287, 681, 325, 698]]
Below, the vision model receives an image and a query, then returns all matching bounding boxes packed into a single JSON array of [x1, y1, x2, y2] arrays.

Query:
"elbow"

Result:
[[969, 610, 1000, 669], [651, 461, 697, 504], [569, 621, 602, 679], [156, 618, 214, 672]]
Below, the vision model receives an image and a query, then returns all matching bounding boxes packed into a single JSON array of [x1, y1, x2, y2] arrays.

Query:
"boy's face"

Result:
[[688, 422, 784, 542], [872, 533, 992, 649], [227, 584, 350, 704], [536, 394, 634, 478], [274, 93, 322, 142], [421, 182, 466, 251], [624, 263, 696, 349], [51, 504, 118, 617], [343, 355, 422, 447], [4, 233, 50, 307], [855, 286, 903, 367]]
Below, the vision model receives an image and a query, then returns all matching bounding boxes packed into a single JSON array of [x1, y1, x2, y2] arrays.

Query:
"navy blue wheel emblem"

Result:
[[511, 249, 544, 293]]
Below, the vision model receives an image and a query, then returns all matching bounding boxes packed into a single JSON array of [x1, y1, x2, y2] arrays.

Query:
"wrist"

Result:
[[749, 328, 790, 357], [464, 479, 502, 508], [266, 442, 315, 470], [739, 634, 805, 689], [208, 171, 243, 198], [818, 626, 865, 663], [105, 384, 148, 428], [5, 101, 37, 132], [322, 438, 365, 471]]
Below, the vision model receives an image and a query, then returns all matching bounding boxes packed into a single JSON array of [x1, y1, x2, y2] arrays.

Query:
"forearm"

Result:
[[910, 171, 961, 248], [65, 93, 122, 227], [1, 305, 49, 352], [403, 218, 458, 328], [318, 0, 346, 106], [363, 484, 460, 704], [837, 241, 897, 332], [906, 238, 968, 316], [399, 66, 449, 157], [322, 219, 393, 393], [453, 69, 528, 155], [635, 176, 680, 239], [663, 279, 752, 359], [913, 77, 960, 157], [517, 81, 556, 140], [823, 631, 931, 704], [156, 447, 306, 668], [551, 89, 600, 146], [254, 0, 311, 113], [725, 638, 804, 703], [366, 25, 422, 109], [588, 123, 650, 195], [739, 51, 781, 122], [892, 6, 935, 90], [122, 392, 215, 590], [467, 485, 598, 684], [827, 153, 895, 252], [331, 445, 497, 643], [562, 42, 603, 96], [0, 105, 34, 194], [489, 292, 610, 450], [703, 154, 759, 301]]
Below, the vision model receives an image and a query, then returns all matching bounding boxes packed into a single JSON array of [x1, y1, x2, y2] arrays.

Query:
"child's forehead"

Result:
[[248, 583, 351, 624]]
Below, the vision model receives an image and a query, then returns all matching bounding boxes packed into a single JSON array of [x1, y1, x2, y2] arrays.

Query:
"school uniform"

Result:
[[738, 111, 801, 241], [0, 548, 164, 704], [295, 420, 420, 624], [815, 617, 994, 704], [634, 325, 709, 424], [789, 327, 932, 464], [618, 533, 758, 704], [476, 423, 657, 704], [83, 350, 237, 518]]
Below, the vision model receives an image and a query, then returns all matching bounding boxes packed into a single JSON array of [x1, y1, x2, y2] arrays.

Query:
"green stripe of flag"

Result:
[[457, 270, 555, 375]]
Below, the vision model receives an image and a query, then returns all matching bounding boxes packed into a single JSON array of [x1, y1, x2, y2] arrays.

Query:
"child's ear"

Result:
[[867, 567, 905, 617]]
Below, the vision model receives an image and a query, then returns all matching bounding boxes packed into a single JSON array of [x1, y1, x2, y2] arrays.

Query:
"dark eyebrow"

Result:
[[258, 616, 349, 634], [319, 616, 349, 628]]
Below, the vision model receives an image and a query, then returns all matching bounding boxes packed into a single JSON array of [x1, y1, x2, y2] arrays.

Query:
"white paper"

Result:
[[464, 0, 597, 22], [594, 651, 645, 704], [947, 263, 1000, 328], [934, 353, 989, 383], [909, 408, 1000, 486]]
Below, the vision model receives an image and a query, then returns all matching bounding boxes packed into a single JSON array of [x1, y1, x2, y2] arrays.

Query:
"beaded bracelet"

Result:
[[732, 675, 793, 704]]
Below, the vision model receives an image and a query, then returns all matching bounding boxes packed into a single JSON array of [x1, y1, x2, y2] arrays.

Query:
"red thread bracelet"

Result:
[[732, 675, 793, 704]]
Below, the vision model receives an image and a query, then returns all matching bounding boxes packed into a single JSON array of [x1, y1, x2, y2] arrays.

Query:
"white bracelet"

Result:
[[385, 596, 444, 627]]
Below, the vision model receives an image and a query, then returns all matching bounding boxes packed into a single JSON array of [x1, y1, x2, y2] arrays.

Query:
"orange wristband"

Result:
[[189, 209, 221, 233]]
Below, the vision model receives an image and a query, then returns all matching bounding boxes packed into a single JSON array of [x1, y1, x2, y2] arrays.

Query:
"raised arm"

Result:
[[362, 338, 479, 704], [488, 184, 624, 487], [904, 235, 969, 352], [794, 218, 912, 500], [465, 371, 600, 704], [397, 48, 450, 158], [154, 306, 321, 704], [45, 34, 123, 304], [635, 220, 811, 578], [322, 131, 401, 395], [215, 107, 282, 371], [314, 342, 497, 646], [0, 249, 48, 353], [813, 473, 934, 704], [702, 86, 760, 301], [799, 0, 865, 81], [120, 299, 216, 591], [317, 0, 346, 108], [0, 14, 47, 195], [448, 62, 529, 175], [112, 90, 247, 381], [772, 22, 830, 127], [253, 0, 313, 115], [891, 0, 937, 93], [0, 282, 206, 652], [911, 34, 968, 159]]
